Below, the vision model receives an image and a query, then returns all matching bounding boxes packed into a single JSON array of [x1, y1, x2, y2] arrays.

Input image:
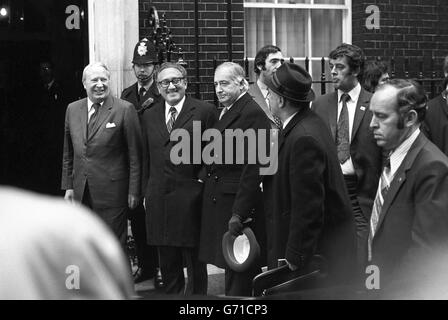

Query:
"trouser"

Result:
[[158, 246, 208, 295], [128, 203, 158, 277], [343, 175, 369, 275], [81, 182, 127, 249], [225, 264, 262, 297]]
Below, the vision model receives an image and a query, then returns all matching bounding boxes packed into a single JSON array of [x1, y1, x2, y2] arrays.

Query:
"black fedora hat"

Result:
[[222, 227, 260, 272], [132, 38, 158, 65], [265, 62, 315, 102]]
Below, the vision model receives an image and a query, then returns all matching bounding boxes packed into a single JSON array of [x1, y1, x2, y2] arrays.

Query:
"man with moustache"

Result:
[[121, 39, 161, 284], [61, 62, 142, 248], [199, 62, 271, 296], [265, 62, 356, 285], [141, 62, 217, 295], [312, 44, 382, 270], [368, 79, 448, 286]]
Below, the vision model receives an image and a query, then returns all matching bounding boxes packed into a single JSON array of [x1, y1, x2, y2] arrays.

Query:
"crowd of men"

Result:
[[60, 40, 448, 298]]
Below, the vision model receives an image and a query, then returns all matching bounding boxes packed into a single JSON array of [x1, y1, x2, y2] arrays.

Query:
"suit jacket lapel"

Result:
[[154, 101, 170, 143], [79, 98, 88, 142], [327, 92, 338, 140], [374, 133, 427, 235], [249, 83, 274, 123], [214, 93, 251, 133], [172, 97, 195, 131], [88, 95, 112, 141], [352, 88, 371, 140]]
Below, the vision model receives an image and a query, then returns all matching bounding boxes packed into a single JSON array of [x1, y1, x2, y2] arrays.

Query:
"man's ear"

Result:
[[405, 109, 418, 127], [278, 96, 285, 109]]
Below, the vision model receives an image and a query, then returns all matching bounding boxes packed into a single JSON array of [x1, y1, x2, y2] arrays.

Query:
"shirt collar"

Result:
[[388, 128, 421, 176], [338, 82, 361, 103], [138, 82, 152, 93], [165, 96, 186, 118], [283, 111, 298, 130], [87, 98, 104, 111]]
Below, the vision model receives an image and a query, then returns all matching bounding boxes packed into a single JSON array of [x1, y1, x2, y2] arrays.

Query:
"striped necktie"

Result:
[[166, 106, 177, 133], [87, 103, 100, 135], [219, 107, 228, 120], [367, 155, 391, 261]]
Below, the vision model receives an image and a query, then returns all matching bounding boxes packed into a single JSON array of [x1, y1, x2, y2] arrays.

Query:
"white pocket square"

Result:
[[106, 122, 116, 128]]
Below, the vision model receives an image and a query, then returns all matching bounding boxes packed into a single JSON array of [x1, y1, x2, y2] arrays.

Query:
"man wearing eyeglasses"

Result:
[[121, 39, 163, 286], [141, 62, 218, 295], [423, 77, 448, 156]]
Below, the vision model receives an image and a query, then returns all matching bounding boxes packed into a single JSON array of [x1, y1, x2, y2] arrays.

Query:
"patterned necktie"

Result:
[[166, 106, 177, 133], [219, 107, 228, 120], [367, 155, 391, 261], [138, 87, 146, 102], [88, 103, 100, 135], [265, 91, 283, 129], [336, 93, 351, 164]]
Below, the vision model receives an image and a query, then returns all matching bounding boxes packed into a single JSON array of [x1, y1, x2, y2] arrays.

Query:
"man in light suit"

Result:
[[61, 62, 142, 248], [312, 44, 382, 270], [199, 62, 271, 296], [264, 62, 356, 285], [121, 39, 161, 284], [248, 45, 284, 129], [368, 79, 448, 287], [142, 62, 217, 295]]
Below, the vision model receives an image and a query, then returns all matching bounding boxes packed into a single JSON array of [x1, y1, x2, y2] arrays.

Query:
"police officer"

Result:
[[121, 39, 162, 285]]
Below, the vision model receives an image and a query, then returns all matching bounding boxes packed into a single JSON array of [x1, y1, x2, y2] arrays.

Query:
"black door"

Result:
[[0, 0, 88, 195]]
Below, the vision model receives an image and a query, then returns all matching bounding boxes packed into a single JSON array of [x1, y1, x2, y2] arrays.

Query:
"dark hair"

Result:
[[329, 43, 365, 79], [382, 79, 427, 127], [254, 45, 282, 75], [362, 59, 389, 92]]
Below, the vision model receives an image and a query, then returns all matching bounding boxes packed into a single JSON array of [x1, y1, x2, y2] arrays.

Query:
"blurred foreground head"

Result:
[[0, 187, 134, 300]]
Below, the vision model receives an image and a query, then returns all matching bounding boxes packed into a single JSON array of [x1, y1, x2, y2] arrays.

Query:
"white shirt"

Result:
[[87, 99, 104, 123], [137, 83, 151, 95], [165, 96, 186, 122], [337, 82, 362, 175], [282, 112, 298, 130]]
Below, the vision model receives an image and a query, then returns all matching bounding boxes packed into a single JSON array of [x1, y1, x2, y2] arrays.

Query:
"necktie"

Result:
[[166, 106, 177, 133], [138, 87, 146, 102], [367, 155, 391, 261], [219, 107, 228, 120], [88, 103, 100, 135], [336, 93, 351, 164], [265, 90, 283, 130]]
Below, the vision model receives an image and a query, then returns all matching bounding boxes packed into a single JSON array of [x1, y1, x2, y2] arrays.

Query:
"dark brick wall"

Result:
[[353, 0, 447, 95], [139, 0, 244, 102]]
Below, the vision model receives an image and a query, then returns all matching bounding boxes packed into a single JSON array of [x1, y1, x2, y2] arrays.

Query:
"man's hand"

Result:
[[228, 214, 244, 236], [128, 194, 138, 210], [64, 189, 75, 204]]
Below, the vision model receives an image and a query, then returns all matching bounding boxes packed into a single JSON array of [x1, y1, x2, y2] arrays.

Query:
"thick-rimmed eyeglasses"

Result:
[[158, 78, 185, 88]]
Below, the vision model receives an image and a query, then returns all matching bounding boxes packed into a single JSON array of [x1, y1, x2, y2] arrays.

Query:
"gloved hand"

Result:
[[228, 214, 244, 236]]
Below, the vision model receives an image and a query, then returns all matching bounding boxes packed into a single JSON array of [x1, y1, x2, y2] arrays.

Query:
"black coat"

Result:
[[198, 93, 271, 268], [266, 107, 357, 284], [121, 82, 162, 116], [312, 89, 382, 220], [141, 96, 218, 247], [423, 94, 448, 156]]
